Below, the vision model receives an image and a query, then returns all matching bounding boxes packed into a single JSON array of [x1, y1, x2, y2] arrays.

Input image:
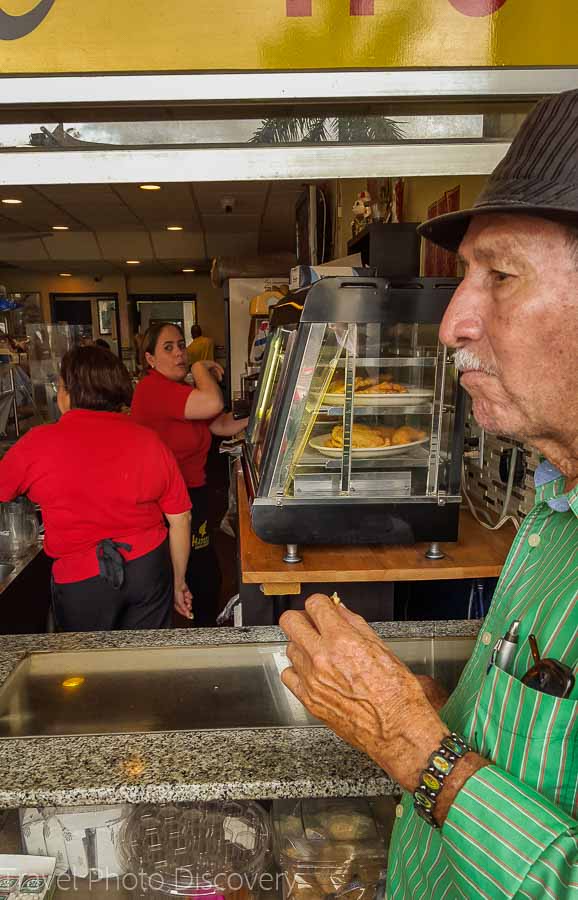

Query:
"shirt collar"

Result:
[[534, 459, 577, 516]]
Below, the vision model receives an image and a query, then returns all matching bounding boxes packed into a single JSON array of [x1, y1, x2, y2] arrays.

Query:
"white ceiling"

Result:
[[0, 181, 304, 274]]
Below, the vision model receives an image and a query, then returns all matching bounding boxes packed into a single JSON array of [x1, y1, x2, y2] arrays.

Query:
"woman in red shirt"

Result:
[[131, 323, 246, 626], [0, 345, 192, 631]]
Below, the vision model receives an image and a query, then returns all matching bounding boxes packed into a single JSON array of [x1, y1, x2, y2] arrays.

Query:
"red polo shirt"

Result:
[[131, 370, 212, 488], [0, 409, 191, 584]]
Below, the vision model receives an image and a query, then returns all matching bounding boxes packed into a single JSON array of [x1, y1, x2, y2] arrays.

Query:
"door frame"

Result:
[[49, 291, 122, 356]]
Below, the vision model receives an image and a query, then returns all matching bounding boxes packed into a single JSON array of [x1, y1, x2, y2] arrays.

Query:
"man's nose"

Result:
[[439, 279, 485, 349]]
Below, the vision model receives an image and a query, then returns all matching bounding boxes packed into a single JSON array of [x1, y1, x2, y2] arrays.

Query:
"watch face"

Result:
[[432, 753, 452, 775]]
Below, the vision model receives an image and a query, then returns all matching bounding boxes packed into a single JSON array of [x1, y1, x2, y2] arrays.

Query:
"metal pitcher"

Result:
[[0, 497, 39, 559]]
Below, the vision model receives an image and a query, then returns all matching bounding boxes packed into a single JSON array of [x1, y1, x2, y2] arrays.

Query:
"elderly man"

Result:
[[280, 89, 577, 897]]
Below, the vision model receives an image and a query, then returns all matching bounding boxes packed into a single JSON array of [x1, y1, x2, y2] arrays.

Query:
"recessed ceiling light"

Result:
[[125, 260, 141, 265], [139, 184, 161, 191], [52, 225, 69, 231], [182, 268, 196, 273], [167, 225, 183, 231], [59, 273, 72, 277], [2, 198, 22, 205]]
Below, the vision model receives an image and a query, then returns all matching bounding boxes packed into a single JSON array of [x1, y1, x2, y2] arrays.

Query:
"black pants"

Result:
[[52, 540, 173, 632], [186, 485, 222, 627]]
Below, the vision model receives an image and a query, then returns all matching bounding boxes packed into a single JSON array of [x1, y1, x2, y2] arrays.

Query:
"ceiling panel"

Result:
[[0, 237, 50, 261], [39, 184, 143, 230], [202, 214, 260, 235], [0, 186, 72, 232], [150, 231, 205, 259], [43, 232, 102, 260], [0, 180, 299, 272], [97, 232, 153, 259], [114, 184, 202, 229], [205, 232, 258, 257]]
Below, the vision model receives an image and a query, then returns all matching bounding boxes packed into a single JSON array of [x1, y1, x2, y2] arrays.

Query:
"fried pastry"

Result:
[[328, 424, 386, 449], [391, 425, 427, 445], [358, 380, 408, 394], [328, 375, 377, 394]]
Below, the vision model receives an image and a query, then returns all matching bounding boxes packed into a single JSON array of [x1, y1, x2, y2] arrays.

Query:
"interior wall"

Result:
[[0, 270, 225, 350], [334, 179, 367, 259], [330, 175, 488, 262], [0, 270, 130, 346], [127, 274, 225, 347], [402, 175, 488, 223]]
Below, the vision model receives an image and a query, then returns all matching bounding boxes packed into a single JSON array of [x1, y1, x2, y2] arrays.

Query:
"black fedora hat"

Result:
[[418, 89, 578, 252]]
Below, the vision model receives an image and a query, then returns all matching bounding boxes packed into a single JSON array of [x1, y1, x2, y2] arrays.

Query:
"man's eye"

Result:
[[492, 270, 512, 283]]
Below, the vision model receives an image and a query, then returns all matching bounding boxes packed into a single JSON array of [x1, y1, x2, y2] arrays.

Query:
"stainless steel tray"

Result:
[[0, 637, 475, 739]]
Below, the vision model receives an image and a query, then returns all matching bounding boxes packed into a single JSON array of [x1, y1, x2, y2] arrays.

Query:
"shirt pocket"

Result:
[[472, 663, 577, 816]]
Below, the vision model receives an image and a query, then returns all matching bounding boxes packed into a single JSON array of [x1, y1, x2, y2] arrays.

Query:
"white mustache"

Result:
[[453, 348, 498, 377]]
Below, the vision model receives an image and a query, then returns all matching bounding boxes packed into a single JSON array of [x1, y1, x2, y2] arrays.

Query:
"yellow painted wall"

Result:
[[403, 175, 488, 223], [0, 271, 130, 344], [332, 175, 488, 261], [126, 274, 225, 347], [0, 270, 225, 349]]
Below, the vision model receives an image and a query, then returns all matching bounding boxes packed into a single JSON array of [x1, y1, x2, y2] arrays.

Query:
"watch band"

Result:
[[413, 732, 471, 828]]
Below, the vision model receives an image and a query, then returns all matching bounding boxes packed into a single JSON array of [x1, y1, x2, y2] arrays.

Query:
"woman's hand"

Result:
[[209, 412, 249, 437], [193, 360, 224, 383], [280, 594, 448, 793], [174, 581, 193, 620]]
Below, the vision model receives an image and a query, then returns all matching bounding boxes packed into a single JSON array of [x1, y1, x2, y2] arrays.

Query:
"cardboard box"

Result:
[[0, 855, 56, 899], [289, 265, 375, 291]]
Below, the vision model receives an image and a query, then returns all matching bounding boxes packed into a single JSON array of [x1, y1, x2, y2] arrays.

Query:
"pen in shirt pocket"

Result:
[[487, 619, 520, 675]]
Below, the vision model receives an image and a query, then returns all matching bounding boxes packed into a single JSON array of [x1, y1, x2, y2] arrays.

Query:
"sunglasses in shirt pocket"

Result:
[[472, 662, 577, 817]]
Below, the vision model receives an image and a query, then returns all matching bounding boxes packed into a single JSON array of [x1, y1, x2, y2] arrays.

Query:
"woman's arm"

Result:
[[0, 431, 36, 501], [165, 510, 193, 619], [184, 361, 225, 421], [209, 412, 249, 437]]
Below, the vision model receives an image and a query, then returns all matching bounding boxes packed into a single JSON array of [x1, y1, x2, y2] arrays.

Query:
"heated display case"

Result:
[[243, 277, 466, 556]]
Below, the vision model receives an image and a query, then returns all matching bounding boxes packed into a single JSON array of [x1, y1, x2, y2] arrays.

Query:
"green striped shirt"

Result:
[[388, 465, 578, 898]]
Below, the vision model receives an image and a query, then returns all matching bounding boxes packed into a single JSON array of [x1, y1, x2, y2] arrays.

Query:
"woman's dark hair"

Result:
[[60, 345, 133, 412], [141, 321, 185, 371]]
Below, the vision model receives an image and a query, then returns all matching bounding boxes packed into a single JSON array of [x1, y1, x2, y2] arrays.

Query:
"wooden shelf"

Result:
[[237, 467, 515, 593]]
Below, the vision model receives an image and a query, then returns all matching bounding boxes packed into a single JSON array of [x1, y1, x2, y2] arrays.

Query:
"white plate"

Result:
[[324, 388, 433, 407], [309, 433, 429, 459]]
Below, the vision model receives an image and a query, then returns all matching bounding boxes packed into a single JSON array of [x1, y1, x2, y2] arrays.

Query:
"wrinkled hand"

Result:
[[417, 675, 450, 712], [174, 582, 193, 620], [195, 360, 224, 382], [280, 595, 447, 792]]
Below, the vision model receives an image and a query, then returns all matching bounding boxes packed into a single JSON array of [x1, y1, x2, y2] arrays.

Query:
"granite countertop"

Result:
[[0, 620, 481, 809]]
